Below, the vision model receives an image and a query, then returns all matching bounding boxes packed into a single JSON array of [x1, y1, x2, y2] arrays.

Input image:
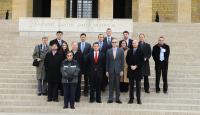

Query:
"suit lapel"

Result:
[[91, 52, 95, 64], [83, 43, 86, 53], [110, 49, 114, 60]]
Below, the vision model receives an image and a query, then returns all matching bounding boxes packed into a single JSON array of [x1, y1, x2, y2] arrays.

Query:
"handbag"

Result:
[[32, 45, 41, 67]]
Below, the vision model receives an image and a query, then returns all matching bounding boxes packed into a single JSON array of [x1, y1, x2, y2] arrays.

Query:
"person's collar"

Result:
[[124, 37, 129, 40], [72, 50, 77, 54]]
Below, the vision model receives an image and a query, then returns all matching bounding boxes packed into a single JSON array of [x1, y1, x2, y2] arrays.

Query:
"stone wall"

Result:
[[152, 0, 177, 22]]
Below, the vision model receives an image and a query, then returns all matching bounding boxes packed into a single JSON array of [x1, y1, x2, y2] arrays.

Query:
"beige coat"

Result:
[[120, 48, 129, 83], [32, 44, 50, 80]]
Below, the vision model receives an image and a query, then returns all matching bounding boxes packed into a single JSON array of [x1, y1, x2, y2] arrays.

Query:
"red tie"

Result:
[[94, 52, 98, 64]]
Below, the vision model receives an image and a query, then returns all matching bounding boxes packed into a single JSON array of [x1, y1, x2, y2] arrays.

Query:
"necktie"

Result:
[[58, 40, 62, 46], [94, 51, 98, 64], [81, 42, 85, 53], [100, 42, 102, 51], [108, 37, 111, 44]]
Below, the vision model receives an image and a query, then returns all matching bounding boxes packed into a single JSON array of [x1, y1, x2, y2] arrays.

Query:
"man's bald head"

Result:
[[132, 39, 139, 48]]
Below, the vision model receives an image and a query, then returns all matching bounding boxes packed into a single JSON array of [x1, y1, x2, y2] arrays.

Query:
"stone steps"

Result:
[[1, 77, 200, 83], [0, 87, 199, 95], [1, 80, 200, 88], [0, 104, 200, 114], [1, 98, 200, 107], [0, 22, 200, 114]]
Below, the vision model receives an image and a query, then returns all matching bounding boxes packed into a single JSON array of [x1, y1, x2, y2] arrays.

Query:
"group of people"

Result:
[[32, 28, 170, 109]]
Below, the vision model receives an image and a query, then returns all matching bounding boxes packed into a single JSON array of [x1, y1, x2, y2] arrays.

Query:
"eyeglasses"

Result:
[[67, 55, 72, 57], [112, 42, 117, 44]]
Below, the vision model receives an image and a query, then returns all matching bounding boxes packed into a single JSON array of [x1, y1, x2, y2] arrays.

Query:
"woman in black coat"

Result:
[[44, 43, 63, 102]]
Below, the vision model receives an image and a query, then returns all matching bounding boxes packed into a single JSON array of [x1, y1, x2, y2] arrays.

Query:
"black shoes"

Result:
[[137, 99, 142, 104], [90, 99, 102, 103], [63, 106, 68, 109], [96, 100, 102, 103], [89, 99, 95, 103], [163, 91, 168, 94], [107, 100, 113, 103], [128, 99, 134, 104], [63, 106, 75, 109], [38, 93, 47, 96], [37, 93, 42, 96], [128, 99, 142, 104], [107, 100, 122, 104], [70, 106, 75, 109], [47, 99, 52, 102], [53, 99, 59, 102], [116, 100, 122, 104], [156, 90, 160, 93], [145, 90, 150, 93]]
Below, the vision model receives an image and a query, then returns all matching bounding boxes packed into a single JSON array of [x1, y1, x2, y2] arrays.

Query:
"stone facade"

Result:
[[152, 0, 177, 22], [0, 0, 199, 23]]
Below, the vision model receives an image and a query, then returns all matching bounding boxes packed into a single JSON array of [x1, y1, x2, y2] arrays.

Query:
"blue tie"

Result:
[[100, 42, 102, 51], [81, 42, 85, 53]]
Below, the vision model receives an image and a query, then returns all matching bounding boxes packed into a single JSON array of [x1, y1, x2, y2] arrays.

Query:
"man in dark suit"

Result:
[[49, 31, 69, 96], [78, 33, 91, 96], [119, 31, 133, 48], [103, 28, 114, 49], [87, 42, 105, 103], [126, 39, 144, 104], [49, 31, 69, 51], [106, 38, 124, 104], [138, 33, 151, 93], [152, 36, 170, 94], [71, 41, 83, 102], [44, 43, 63, 102], [98, 34, 109, 91]]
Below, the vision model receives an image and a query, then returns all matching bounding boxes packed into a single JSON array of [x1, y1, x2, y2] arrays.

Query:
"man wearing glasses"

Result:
[[106, 38, 124, 104]]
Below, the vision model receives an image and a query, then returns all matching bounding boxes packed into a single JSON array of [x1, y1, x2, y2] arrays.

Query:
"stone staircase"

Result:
[[0, 20, 200, 115]]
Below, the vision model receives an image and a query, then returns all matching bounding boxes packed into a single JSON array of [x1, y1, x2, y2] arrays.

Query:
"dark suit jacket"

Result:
[[119, 39, 133, 48], [126, 48, 144, 80], [49, 39, 68, 51], [103, 36, 114, 49], [87, 51, 105, 79], [99, 41, 109, 54], [78, 42, 91, 73], [138, 42, 151, 76], [44, 51, 63, 83], [72, 50, 82, 65], [152, 43, 170, 65]]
